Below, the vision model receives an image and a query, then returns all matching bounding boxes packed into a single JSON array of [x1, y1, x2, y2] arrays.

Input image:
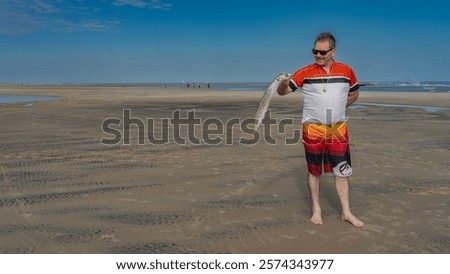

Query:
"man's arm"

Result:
[[346, 90, 359, 107], [277, 79, 293, 96]]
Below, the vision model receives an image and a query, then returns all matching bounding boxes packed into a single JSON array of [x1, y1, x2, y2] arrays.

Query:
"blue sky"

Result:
[[1, 0, 449, 83]]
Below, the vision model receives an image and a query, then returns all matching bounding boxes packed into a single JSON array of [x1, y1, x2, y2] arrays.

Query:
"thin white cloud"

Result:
[[148, 0, 173, 10], [0, 0, 113, 35], [29, 0, 61, 14], [0, 0, 57, 35], [113, 0, 148, 8], [113, 0, 173, 11], [58, 19, 120, 32], [0, 0, 173, 35]]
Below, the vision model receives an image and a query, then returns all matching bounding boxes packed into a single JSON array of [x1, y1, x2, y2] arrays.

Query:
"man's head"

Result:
[[312, 32, 336, 68]]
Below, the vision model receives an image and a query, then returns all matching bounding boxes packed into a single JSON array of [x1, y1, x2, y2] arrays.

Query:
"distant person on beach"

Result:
[[277, 32, 364, 228]]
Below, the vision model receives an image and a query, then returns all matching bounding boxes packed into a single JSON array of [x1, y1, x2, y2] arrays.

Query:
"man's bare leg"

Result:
[[307, 172, 323, 224], [335, 176, 364, 228]]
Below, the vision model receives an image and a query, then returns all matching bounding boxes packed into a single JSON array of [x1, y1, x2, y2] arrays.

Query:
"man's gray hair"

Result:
[[315, 32, 336, 49]]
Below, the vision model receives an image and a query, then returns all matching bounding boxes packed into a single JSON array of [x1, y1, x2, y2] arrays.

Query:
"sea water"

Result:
[[0, 95, 59, 104], [357, 81, 450, 93], [112, 81, 450, 93]]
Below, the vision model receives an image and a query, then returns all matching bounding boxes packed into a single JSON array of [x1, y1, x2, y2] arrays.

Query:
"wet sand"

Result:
[[0, 85, 449, 253]]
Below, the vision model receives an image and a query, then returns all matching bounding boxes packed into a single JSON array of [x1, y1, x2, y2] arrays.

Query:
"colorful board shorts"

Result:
[[302, 122, 352, 177]]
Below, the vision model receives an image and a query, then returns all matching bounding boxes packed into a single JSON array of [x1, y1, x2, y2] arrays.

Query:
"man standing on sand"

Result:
[[277, 32, 364, 228]]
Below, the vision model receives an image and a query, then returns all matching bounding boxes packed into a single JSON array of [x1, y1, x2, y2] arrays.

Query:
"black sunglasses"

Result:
[[312, 48, 334, 56]]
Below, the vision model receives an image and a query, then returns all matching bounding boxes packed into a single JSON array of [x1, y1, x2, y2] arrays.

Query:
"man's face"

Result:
[[313, 40, 335, 67]]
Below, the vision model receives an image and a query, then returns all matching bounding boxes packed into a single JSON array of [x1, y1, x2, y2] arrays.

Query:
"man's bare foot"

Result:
[[311, 208, 323, 225], [341, 213, 364, 228]]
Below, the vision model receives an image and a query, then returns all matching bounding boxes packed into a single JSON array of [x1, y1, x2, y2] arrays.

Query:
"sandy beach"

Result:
[[0, 85, 449, 254]]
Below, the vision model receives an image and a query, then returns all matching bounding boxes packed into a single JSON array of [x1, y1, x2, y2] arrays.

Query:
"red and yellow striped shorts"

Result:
[[302, 122, 352, 177]]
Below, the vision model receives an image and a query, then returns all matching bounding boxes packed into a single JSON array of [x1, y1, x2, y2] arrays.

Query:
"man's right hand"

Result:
[[277, 74, 293, 96], [276, 72, 291, 81]]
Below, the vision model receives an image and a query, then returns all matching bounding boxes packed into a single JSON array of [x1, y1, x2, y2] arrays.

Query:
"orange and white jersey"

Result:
[[289, 61, 359, 125]]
